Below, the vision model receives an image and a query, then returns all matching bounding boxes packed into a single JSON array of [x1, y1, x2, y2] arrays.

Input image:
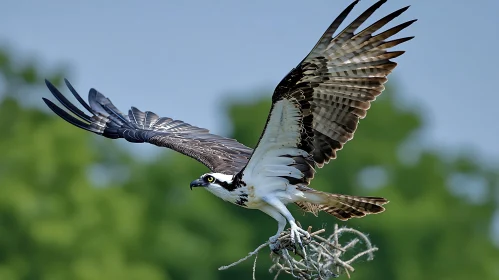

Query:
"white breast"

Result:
[[240, 99, 309, 206]]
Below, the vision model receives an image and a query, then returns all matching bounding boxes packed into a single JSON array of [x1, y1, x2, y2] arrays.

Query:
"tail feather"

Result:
[[295, 187, 388, 221]]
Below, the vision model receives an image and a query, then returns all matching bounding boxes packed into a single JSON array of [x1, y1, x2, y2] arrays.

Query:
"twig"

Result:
[[219, 224, 378, 279], [252, 254, 258, 280], [218, 242, 269, 270]]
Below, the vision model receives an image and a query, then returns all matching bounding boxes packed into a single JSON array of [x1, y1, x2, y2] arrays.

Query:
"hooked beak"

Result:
[[190, 179, 206, 190]]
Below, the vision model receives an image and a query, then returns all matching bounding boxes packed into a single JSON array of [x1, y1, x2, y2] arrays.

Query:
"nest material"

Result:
[[219, 224, 378, 280]]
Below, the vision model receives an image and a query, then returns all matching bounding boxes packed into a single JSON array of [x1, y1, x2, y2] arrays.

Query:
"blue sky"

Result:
[[2, 0, 498, 165]]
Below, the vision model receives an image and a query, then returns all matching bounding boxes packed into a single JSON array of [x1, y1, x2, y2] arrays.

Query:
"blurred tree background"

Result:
[[0, 47, 498, 280]]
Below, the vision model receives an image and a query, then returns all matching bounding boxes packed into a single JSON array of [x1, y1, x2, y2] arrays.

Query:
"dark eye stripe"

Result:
[[215, 179, 236, 191]]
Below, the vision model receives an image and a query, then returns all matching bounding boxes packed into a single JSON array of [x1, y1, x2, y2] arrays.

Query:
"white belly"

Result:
[[244, 183, 306, 209]]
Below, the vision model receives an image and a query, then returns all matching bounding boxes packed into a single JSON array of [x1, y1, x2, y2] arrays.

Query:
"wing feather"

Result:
[[44, 80, 252, 174], [291, 0, 414, 168], [238, 0, 414, 185]]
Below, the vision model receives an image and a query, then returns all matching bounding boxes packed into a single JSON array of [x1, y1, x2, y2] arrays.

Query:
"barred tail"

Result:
[[295, 188, 388, 221]]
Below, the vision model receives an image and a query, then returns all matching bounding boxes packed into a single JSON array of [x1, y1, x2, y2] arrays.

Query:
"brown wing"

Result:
[[43, 79, 253, 174], [236, 1, 414, 187], [272, 0, 415, 175]]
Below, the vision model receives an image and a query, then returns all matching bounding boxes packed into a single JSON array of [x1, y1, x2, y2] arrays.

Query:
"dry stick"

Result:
[[252, 254, 258, 280], [218, 242, 269, 270], [220, 225, 377, 280], [219, 229, 325, 271], [345, 267, 351, 279], [346, 247, 378, 265], [332, 224, 341, 277], [336, 227, 375, 260], [273, 268, 282, 280], [312, 235, 345, 252], [279, 226, 376, 279]]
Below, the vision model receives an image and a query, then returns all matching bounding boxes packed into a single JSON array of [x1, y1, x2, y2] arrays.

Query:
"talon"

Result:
[[269, 236, 281, 253], [297, 227, 311, 240], [295, 234, 303, 248], [289, 223, 308, 252]]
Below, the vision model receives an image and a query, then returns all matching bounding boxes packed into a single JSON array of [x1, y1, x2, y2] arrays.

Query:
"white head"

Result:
[[190, 173, 237, 200]]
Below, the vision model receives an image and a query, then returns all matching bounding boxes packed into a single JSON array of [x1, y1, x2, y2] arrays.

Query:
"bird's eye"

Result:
[[206, 176, 215, 183]]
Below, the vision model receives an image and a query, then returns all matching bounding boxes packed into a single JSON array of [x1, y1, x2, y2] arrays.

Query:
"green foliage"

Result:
[[1, 48, 498, 279]]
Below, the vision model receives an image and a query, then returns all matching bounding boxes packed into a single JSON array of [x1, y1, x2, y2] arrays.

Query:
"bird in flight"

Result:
[[43, 0, 415, 251]]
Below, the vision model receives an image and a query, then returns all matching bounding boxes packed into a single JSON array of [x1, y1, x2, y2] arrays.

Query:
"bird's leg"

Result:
[[262, 196, 310, 250], [259, 205, 287, 253]]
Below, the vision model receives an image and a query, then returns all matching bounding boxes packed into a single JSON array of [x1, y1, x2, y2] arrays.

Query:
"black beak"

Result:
[[190, 179, 206, 190]]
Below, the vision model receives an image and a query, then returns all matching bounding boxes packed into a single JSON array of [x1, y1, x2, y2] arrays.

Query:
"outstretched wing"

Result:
[[238, 0, 415, 187], [43, 79, 253, 174]]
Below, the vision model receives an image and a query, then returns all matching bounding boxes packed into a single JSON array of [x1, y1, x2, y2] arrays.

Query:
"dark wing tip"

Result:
[[44, 79, 58, 93], [44, 78, 93, 122], [382, 5, 411, 22], [63, 78, 72, 87], [88, 88, 99, 100], [348, 0, 360, 7], [42, 97, 99, 133], [63, 78, 94, 113], [64, 78, 78, 96], [397, 5, 411, 14], [88, 88, 109, 102], [41, 97, 51, 105], [367, 0, 388, 12], [407, 18, 418, 25], [88, 88, 112, 107], [87, 88, 108, 114]]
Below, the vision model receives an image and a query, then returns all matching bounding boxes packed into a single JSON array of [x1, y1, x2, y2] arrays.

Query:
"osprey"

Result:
[[43, 0, 415, 251]]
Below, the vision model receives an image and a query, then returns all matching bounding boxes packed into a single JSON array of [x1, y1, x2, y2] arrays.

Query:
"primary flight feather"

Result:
[[43, 0, 415, 251]]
